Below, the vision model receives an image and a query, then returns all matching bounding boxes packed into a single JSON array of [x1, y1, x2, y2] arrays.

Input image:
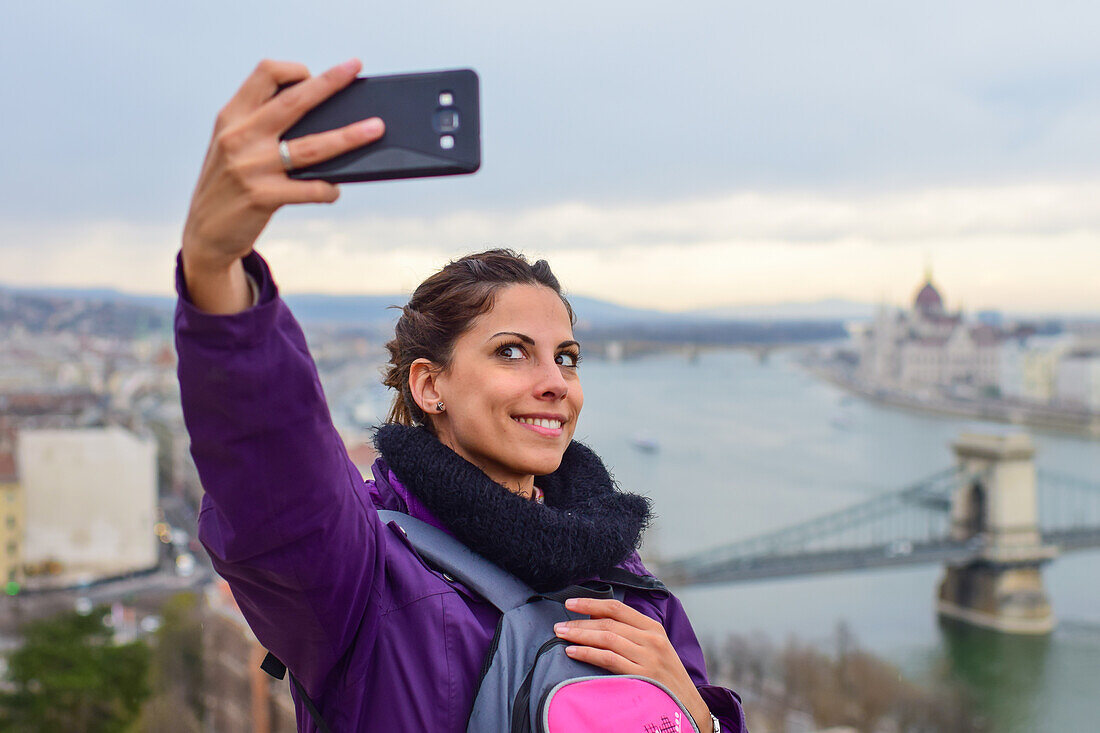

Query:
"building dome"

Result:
[[914, 280, 944, 314]]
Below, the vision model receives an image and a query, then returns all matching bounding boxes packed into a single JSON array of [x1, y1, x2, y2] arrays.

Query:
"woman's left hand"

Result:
[[555, 597, 713, 732]]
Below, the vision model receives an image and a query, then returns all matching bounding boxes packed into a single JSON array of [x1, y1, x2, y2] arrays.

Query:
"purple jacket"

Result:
[[176, 252, 746, 732]]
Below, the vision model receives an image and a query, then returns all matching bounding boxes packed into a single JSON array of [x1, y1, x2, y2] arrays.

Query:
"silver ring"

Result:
[[277, 140, 294, 171]]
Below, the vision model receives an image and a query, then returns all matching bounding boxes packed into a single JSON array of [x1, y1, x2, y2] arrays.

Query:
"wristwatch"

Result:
[[710, 713, 721, 732]]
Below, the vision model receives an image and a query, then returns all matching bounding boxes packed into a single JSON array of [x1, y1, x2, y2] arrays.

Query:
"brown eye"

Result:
[[556, 352, 580, 368], [498, 344, 525, 360]]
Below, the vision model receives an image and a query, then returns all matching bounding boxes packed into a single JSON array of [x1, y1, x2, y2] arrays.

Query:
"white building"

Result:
[[1055, 352, 1100, 411], [998, 335, 1074, 403], [17, 426, 157, 586], [860, 272, 1006, 392], [998, 339, 1027, 400]]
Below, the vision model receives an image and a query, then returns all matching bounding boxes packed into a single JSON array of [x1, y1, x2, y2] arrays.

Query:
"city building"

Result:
[[860, 271, 1012, 394], [1055, 351, 1100, 410], [17, 426, 157, 588], [0, 435, 23, 589], [203, 580, 297, 733], [998, 335, 1075, 404]]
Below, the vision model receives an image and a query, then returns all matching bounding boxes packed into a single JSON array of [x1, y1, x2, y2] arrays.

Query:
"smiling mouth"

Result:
[[512, 416, 565, 436], [514, 416, 563, 430]]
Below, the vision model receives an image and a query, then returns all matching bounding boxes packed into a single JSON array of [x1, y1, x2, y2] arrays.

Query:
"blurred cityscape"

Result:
[[0, 276, 1096, 731], [0, 287, 390, 731]]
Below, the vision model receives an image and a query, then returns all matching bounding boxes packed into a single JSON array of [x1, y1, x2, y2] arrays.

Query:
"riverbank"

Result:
[[710, 626, 986, 733], [804, 362, 1100, 440]]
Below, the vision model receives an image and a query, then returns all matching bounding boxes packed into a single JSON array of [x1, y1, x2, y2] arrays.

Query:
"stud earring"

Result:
[[436, 401, 445, 412]]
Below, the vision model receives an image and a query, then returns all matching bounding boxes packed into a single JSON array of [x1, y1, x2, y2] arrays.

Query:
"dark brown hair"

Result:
[[383, 249, 576, 428]]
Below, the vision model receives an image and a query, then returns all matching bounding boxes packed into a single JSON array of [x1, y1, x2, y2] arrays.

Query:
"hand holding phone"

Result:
[[181, 58, 380, 314], [181, 60, 480, 314]]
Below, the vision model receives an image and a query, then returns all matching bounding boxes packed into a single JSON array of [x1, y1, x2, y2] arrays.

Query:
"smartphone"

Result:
[[280, 68, 480, 183]]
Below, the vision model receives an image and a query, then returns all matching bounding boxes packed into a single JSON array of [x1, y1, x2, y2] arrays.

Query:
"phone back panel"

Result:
[[282, 68, 480, 183]]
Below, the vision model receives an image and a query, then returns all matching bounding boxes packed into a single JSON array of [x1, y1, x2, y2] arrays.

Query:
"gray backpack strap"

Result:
[[378, 510, 534, 612]]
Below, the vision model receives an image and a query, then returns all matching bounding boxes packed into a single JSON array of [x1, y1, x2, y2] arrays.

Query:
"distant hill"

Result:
[[0, 285, 176, 311], [4, 282, 1091, 325], [281, 293, 405, 326], [4, 281, 1089, 350], [566, 295, 681, 327], [688, 298, 877, 322], [0, 284, 701, 328], [0, 281, 874, 343], [0, 286, 171, 338]]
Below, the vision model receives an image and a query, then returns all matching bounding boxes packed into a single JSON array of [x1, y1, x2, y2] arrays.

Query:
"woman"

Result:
[[177, 58, 746, 732]]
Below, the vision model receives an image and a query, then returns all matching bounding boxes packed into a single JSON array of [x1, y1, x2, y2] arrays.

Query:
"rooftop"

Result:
[[914, 280, 945, 314]]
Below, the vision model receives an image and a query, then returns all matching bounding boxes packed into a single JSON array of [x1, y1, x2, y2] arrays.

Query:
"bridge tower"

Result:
[[937, 432, 1058, 634]]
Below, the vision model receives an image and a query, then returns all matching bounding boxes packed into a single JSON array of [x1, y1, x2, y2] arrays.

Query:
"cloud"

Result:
[[264, 179, 1100, 253], [259, 177, 1100, 255], [1, 180, 1098, 312], [0, 220, 183, 296], [4, 1, 1100, 221]]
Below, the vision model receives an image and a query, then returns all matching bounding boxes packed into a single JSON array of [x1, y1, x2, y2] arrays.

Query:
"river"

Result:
[[572, 348, 1100, 733]]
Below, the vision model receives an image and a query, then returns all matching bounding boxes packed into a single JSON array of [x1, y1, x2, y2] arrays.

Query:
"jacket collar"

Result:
[[369, 424, 652, 591]]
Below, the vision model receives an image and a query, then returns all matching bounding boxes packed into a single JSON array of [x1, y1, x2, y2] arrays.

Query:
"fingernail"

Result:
[[565, 646, 579, 655], [356, 117, 383, 136], [340, 58, 360, 73], [564, 598, 579, 610], [554, 623, 568, 634]]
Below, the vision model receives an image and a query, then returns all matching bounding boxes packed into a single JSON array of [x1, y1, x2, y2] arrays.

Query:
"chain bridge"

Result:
[[656, 432, 1100, 634]]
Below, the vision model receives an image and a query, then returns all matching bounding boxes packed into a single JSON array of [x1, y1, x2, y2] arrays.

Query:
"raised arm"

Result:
[[176, 59, 386, 695]]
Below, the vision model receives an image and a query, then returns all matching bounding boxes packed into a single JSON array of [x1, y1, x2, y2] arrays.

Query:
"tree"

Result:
[[713, 627, 988, 733], [147, 592, 204, 720], [0, 608, 150, 732], [129, 692, 202, 733]]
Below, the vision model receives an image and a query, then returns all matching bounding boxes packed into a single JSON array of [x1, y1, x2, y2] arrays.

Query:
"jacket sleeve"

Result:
[[662, 593, 748, 733], [175, 250, 386, 697]]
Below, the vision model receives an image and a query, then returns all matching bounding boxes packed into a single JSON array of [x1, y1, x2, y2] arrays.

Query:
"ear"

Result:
[[408, 358, 444, 415]]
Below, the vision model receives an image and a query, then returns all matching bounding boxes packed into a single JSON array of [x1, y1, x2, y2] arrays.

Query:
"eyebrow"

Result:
[[488, 331, 580, 350]]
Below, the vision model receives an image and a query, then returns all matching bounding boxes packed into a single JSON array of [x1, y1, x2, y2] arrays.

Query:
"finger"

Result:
[[222, 60, 312, 124], [564, 645, 639, 675], [564, 597, 661, 631], [281, 117, 385, 170], [555, 624, 646, 661], [253, 57, 362, 135], [248, 178, 341, 208], [556, 617, 650, 646]]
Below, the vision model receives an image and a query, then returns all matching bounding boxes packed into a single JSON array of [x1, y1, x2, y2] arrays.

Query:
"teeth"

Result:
[[515, 417, 562, 429]]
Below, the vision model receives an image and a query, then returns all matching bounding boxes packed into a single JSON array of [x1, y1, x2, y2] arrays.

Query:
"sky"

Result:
[[2, 1, 1099, 314]]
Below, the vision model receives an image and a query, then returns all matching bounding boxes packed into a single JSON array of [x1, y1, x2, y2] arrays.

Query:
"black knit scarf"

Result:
[[373, 424, 651, 592]]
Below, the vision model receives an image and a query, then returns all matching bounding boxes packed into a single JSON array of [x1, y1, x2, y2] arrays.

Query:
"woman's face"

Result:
[[428, 284, 583, 490]]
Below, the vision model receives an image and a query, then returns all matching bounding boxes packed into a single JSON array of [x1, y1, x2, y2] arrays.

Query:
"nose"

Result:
[[534, 358, 569, 401]]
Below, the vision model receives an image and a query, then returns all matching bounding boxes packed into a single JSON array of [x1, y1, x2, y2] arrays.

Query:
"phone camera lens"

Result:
[[432, 109, 460, 133]]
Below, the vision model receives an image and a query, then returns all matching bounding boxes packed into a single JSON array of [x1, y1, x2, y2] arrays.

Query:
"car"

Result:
[[175, 553, 196, 577], [886, 540, 913, 558]]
